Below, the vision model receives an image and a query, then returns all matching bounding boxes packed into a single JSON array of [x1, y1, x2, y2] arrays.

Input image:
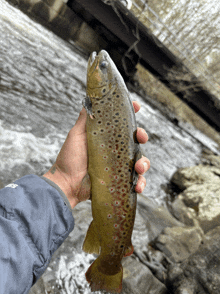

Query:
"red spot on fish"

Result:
[[105, 203, 109, 206], [112, 236, 118, 240], [114, 224, 119, 228], [114, 201, 120, 206]]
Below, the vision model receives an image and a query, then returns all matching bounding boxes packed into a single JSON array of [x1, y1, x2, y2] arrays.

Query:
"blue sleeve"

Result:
[[0, 175, 74, 294]]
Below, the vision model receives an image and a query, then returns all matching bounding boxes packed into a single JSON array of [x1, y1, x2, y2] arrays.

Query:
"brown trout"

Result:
[[82, 50, 141, 293]]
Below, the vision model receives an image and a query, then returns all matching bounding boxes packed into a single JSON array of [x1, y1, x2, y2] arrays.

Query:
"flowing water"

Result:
[[0, 0, 219, 292]]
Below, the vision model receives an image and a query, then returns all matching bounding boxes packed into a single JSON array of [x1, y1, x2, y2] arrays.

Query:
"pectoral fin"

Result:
[[82, 96, 94, 118]]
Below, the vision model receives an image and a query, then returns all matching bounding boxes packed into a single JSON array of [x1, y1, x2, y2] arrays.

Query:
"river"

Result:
[[0, 0, 219, 293]]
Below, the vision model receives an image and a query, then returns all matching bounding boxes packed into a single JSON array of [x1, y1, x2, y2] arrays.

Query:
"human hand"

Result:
[[43, 101, 150, 209]]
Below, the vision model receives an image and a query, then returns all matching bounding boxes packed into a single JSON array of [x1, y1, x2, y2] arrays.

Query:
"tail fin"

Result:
[[86, 256, 123, 293]]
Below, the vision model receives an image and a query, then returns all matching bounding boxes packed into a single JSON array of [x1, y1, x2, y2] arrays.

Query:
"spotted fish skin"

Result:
[[83, 50, 141, 293]]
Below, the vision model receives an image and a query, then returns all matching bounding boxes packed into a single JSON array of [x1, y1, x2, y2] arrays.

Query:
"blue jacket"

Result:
[[0, 175, 75, 294]]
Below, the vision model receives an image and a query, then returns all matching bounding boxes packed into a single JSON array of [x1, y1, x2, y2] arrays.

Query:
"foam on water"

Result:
[[0, 120, 65, 171], [55, 252, 102, 294]]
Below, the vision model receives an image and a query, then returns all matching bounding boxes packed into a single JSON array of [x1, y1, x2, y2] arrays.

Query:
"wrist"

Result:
[[43, 165, 79, 209]]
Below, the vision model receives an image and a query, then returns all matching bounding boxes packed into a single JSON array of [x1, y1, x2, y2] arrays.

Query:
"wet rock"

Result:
[[133, 247, 168, 283], [0, 180, 4, 189], [154, 226, 203, 263], [202, 154, 220, 168], [167, 226, 220, 294], [136, 196, 184, 244], [171, 198, 197, 227], [171, 164, 220, 233], [122, 256, 168, 294], [171, 164, 220, 190], [179, 182, 220, 233]]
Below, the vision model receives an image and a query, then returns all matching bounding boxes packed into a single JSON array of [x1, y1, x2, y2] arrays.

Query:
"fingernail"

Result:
[[143, 161, 148, 171], [141, 182, 145, 191]]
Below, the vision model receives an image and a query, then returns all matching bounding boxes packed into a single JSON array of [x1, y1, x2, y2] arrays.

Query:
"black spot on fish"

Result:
[[116, 95, 120, 98]]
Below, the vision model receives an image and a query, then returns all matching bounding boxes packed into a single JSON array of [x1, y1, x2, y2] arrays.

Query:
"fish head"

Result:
[[87, 50, 125, 100]]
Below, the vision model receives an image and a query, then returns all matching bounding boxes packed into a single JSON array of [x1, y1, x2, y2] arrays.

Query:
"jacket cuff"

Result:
[[40, 176, 72, 212]]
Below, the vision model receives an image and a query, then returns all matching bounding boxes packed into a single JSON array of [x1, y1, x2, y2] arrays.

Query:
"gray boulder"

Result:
[[154, 226, 203, 263], [167, 226, 220, 294], [171, 163, 220, 233]]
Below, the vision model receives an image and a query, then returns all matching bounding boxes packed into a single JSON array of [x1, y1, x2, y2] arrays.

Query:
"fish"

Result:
[[82, 50, 141, 293]]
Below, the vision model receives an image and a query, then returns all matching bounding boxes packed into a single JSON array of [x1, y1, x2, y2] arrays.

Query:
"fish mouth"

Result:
[[87, 51, 98, 76], [88, 51, 97, 67]]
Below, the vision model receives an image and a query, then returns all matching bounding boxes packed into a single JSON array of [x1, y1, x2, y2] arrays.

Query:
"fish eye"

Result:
[[100, 61, 108, 69]]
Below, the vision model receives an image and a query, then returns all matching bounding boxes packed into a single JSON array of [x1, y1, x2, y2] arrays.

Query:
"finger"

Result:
[[70, 108, 87, 136], [136, 127, 148, 144], [132, 101, 141, 113], [135, 175, 146, 193], [135, 157, 150, 175]]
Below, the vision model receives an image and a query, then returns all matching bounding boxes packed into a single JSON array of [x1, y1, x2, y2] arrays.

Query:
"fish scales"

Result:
[[83, 50, 141, 293]]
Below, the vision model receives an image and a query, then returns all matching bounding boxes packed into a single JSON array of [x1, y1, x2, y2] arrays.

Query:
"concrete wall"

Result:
[[6, 0, 103, 48]]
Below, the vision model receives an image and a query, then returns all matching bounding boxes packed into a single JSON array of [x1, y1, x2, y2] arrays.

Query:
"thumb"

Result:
[[74, 108, 87, 134]]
